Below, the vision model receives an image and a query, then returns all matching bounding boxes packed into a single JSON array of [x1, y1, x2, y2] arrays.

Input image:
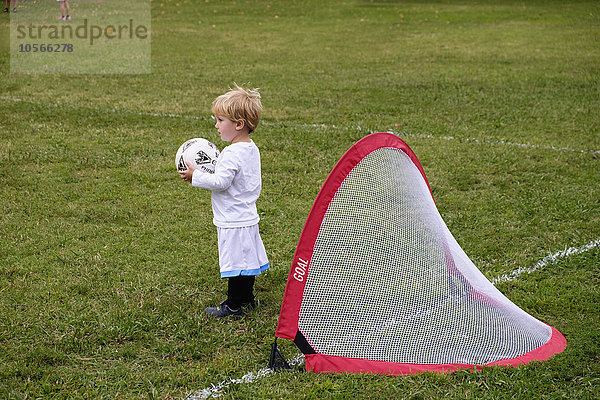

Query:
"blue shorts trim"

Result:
[[220, 263, 270, 278]]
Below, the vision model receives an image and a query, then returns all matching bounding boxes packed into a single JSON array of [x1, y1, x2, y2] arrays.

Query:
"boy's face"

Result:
[[214, 115, 241, 142]]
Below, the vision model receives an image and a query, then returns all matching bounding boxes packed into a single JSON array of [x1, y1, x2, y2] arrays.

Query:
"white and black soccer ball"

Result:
[[175, 138, 220, 174]]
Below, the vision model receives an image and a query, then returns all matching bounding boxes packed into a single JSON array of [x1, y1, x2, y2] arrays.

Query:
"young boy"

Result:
[[179, 85, 269, 318]]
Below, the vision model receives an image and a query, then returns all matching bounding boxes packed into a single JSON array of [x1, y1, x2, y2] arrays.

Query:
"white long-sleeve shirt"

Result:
[[192, 140, 262, 228]]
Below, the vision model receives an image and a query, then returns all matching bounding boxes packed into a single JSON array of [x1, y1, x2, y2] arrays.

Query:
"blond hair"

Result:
[[211, 84, 262, 133]]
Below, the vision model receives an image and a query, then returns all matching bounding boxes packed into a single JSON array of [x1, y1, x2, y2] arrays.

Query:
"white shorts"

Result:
[[217, 224, 269, 278]]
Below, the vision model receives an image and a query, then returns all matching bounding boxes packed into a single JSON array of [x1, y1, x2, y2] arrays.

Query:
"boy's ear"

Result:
[[235, 120, 246, 131]]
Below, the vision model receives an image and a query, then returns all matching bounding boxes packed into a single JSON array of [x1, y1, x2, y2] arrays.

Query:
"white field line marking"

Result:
[[0, 95, 209, 121], [383, 130, 600, 155], [491, 238, 600, 285], [184, 353, 305, 400], [305, 125, 600, 155], [3, 96, 599, 155]]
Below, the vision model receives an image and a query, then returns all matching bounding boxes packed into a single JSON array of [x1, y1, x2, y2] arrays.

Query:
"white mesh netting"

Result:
[[298, 147, 551, 365]]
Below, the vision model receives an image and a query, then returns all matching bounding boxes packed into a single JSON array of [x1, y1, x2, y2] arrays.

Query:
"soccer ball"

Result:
[[175, 138, 220, 174]]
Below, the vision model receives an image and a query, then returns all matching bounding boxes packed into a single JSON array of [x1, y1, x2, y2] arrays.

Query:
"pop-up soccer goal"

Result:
[[272, 132, 566, 375]]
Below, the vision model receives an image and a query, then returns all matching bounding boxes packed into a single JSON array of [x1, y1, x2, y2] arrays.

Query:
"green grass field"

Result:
[[1, 0, 599, 398]]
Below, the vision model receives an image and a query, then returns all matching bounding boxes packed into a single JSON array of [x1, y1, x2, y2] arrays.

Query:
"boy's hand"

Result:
[[179, 162, 195, 182]]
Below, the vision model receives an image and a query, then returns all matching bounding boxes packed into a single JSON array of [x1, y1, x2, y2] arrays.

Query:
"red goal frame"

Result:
[[275, 132, 566, 375]]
